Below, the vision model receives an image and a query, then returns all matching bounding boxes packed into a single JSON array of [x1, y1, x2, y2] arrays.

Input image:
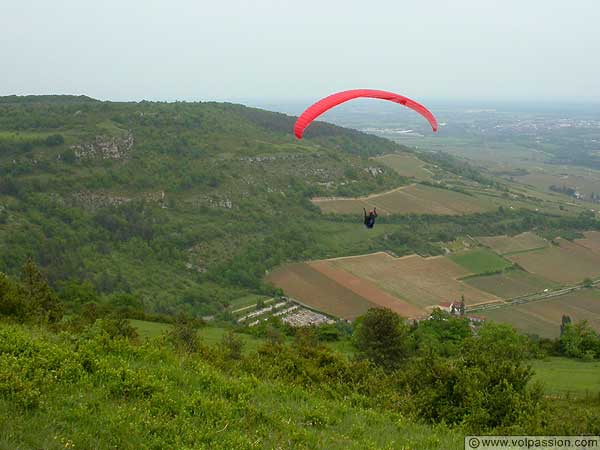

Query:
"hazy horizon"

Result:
[[2, 0, 600, 103]]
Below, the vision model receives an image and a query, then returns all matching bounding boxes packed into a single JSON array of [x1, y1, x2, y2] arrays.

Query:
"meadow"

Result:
[[530, 357, 600, 398], [449, 248, 513, 274]]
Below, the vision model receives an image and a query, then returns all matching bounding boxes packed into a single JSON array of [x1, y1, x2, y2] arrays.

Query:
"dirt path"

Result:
[[311, 183, 415, 203]]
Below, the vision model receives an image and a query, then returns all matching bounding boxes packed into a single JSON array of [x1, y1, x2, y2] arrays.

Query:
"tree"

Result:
[[353, 308, 411, 371], [560, 321, 600, 360], [221, 330, 244, 360], [20, 259, 63, 323], [401, 322, 543, 431], [0, 272, 26, 319], [413, 309, 471, 356], [560, 315, 572, 336]]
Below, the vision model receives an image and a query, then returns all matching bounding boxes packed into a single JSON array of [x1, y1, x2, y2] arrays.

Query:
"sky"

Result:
[[2, 0, 600, 103]]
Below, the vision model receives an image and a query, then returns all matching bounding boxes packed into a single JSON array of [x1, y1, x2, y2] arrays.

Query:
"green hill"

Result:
[[1, 95, 598, 319], [0, 96, 409, 316], [0, 321, 462, 450]]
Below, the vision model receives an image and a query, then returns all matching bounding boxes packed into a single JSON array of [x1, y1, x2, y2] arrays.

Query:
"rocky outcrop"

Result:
[[365, 166, 384, 176], [72, 132, 134, 160]]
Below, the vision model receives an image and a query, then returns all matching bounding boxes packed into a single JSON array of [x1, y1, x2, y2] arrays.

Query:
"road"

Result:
[[466, 279, 599, 314]]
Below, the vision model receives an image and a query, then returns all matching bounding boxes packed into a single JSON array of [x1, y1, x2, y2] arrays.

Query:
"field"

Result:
[[130, 320, 265, 352], [481, 289, 600, 338], [575, 230, 600, 253], [506, 238, 600, 284], [228, 294, 272, 312], [449, 248, 513, 274], [476, 232, 549, 255], [266, 263, 377, 320], [373, 153, 433, 180], [465, 269, 557, 298], [513, 163, 600, 201], [308, 260, 424, 318], [130, 319, 172, 339], [267, 252, 500, 320], [312, 183, 492, 215], [531, 357, 600, 397], [329, 252, 499, 310]]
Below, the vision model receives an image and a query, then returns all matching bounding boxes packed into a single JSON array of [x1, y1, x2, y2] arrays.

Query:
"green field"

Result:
[[531, 357, 600, 397], [130, 319, 172, 339], [465, 269, 557, 299], [130, 320, 265, 352], [449, 248, 513, 275], [228, 294, 272, 311]]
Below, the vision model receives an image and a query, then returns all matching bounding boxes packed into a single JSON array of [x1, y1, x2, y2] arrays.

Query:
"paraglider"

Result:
[[293, 89, 438, 139], [363, 207, 378, 229]]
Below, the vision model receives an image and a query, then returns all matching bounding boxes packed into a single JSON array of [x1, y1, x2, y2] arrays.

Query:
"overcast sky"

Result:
[[2, 0, 600, 103]]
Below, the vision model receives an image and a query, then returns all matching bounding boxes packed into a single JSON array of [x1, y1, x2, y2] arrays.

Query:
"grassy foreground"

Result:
[[0, 321, 461, 450]]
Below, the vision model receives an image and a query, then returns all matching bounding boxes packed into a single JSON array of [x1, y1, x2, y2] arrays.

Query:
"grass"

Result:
[[449, 248, 513, 275], [531, 357, 600, 398], [129, 319, 266, 353], [228, 294, 271, 311], [129, 319, 172, 338], [0, 321, 463, 450]]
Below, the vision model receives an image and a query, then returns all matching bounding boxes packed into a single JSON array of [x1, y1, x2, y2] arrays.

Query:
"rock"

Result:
[[72, 131, 134, 160]]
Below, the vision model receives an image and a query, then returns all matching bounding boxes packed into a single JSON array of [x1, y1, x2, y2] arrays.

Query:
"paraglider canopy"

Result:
[[294, 89, 438, 139]]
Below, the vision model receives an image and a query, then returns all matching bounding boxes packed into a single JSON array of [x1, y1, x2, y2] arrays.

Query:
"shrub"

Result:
[[353, 308, 411, 371]]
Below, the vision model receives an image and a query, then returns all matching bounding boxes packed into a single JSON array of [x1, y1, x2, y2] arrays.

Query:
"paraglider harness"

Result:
[[363, 207, 377, 229]]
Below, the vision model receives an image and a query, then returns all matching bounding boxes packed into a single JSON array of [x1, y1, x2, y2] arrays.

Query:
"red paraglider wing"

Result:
[[293, 89, 438, 139]]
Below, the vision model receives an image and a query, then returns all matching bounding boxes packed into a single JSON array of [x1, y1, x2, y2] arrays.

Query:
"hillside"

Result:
[[0, 96, 410, 316], [1, 95, 598, 321], [0, 320, 464, 450]]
